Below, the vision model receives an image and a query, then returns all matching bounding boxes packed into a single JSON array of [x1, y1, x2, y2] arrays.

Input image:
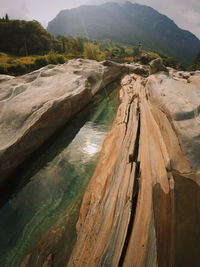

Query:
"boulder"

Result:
[[149, 58, 168, 75], [147, 72, 200, 171], [0, 59, 127, 183], [124, 63, 150, 76], [187, 74, 200, 86]]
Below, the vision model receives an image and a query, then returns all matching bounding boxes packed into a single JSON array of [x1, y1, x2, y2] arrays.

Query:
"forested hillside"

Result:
[[0, 18, 53, 56], [189, 52, 200, 70]]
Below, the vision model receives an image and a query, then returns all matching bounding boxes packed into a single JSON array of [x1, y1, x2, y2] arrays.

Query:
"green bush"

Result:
[[83, 43, 104, 61], [35, 56, 48, 68], [188, 52, 200, 71], [7, 63, 27, 75], [56, 55, 65, 64], [35, 54, 65, 69], [163, 57, 177, 68], [0, 64, 8, 74], [47, 53, 57, 64]]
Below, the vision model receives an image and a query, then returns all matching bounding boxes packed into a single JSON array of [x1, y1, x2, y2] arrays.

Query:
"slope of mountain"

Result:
[[47, 1, 200, 64]]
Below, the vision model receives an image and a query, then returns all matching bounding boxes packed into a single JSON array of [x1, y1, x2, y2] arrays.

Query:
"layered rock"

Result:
[[68, 70, 200, 266], [0, 59, 127, 183]]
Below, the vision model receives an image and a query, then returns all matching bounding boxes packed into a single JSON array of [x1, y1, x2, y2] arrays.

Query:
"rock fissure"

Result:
[[119, 98, 142, 267]]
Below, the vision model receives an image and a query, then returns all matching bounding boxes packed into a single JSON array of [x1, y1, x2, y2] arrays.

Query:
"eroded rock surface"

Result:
[[68, 70, 200, 267], [147, 70, 200, 171], [0, 59, 127, 183]]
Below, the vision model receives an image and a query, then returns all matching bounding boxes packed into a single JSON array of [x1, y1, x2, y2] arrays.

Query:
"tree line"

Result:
[[0, 18, 53, 55], [189, 52, 200, 71]]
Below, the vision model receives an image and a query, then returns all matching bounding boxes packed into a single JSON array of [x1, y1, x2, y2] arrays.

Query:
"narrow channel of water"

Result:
[[0, 83, 119, 267]]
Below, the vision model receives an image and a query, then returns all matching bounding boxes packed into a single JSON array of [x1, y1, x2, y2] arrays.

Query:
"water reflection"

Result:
[[66, 122, 107, 164]]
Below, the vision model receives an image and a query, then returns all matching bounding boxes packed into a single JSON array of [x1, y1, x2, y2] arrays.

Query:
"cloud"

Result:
[[0, 0, 30, 20]]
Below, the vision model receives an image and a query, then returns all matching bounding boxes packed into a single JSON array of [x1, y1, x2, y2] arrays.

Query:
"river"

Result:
[[0, 82, 119, 267]]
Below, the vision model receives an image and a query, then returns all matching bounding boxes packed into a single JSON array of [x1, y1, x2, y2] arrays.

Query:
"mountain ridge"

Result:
[[47, 1, 200, 64]]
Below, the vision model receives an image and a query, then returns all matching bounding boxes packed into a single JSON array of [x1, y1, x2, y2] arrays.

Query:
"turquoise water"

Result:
[[0, 84, 119, 267]]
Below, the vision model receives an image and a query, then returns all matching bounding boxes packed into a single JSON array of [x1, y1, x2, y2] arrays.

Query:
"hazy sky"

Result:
[[0, 0, 200, 38]]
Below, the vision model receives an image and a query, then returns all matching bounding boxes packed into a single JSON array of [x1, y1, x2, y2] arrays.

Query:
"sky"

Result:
[[0, 0, 200, 38]]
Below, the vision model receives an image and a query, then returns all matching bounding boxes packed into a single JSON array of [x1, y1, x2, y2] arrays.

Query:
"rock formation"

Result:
[[0, 59, 127, 183], [149, 58, 168, 75], [68, 69, 200, 266], [1, 59, 200, 266]]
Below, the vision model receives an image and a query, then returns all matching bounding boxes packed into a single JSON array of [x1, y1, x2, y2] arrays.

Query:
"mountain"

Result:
[[47, 1, 200, 64]]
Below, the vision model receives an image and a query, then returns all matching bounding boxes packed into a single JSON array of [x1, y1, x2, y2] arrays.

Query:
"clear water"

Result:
[[0, 84, 119, 267]]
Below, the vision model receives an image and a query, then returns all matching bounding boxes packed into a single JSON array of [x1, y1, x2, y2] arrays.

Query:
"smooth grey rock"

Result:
[[147, 72, 200, 171], [0, 74, 15, 83]]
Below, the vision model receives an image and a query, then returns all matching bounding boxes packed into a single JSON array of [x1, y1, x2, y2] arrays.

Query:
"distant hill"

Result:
[[47, 1, 200, 64]]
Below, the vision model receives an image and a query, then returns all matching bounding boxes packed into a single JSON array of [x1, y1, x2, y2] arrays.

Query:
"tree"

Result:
[[75, 37, 84, 54], [5, 14, 9, 21], [69, 37, 84, 55], [0, 20, 53, 55], [189, 52, 200, 71], [132, 46, 140, 57], [83, 43, 104, 61], [56, 35, 69, 53]]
